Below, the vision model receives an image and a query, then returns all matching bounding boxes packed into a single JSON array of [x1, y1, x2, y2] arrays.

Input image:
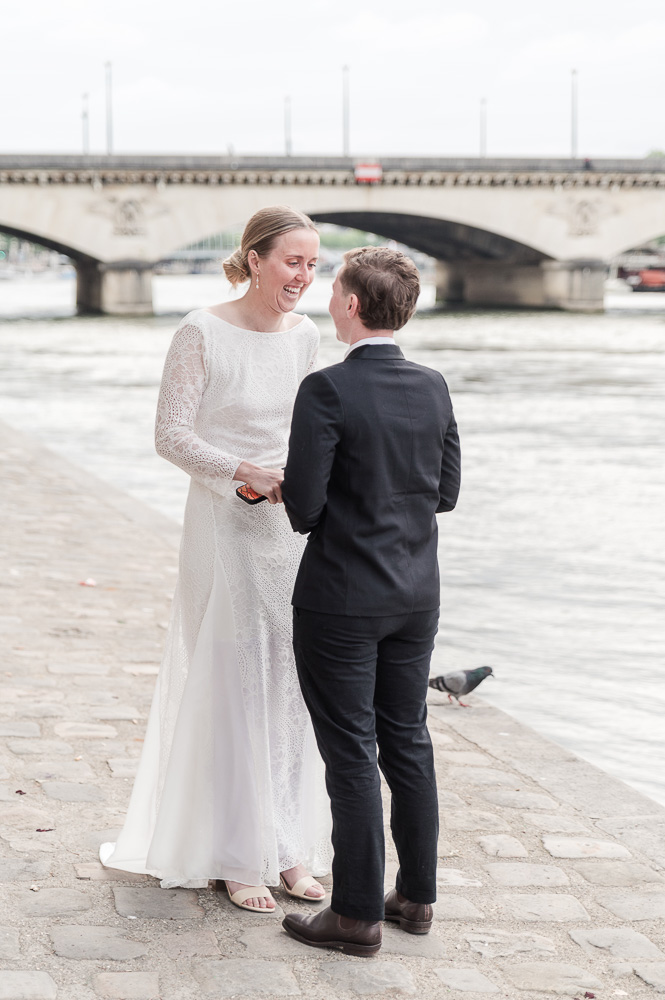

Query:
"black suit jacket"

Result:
[[281, 343, 461, 617]]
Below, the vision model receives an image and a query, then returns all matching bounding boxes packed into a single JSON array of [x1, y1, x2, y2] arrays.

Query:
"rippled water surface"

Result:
[[1, 274, 664, 805]]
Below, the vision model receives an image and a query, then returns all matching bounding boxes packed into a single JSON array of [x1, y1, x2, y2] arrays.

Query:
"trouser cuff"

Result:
[[395, 873, 437, 905], [331, 893, 385, 923]]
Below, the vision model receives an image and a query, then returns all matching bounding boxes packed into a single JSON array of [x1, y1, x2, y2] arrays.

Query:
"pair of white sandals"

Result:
[[223, 874, 325, 913]]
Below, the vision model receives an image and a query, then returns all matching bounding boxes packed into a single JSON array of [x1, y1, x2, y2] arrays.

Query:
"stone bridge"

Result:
[[2, 154, 665, 313]]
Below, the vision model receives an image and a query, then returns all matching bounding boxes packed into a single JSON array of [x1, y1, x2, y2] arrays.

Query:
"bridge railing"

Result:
[[1, 155, 665, 190]]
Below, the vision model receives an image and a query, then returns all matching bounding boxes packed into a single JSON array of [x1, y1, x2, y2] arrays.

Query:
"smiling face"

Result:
[[253, 229, 320, 314]]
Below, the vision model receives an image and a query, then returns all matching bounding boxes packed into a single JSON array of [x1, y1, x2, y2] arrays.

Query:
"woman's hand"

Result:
[[234, 461, 284, 504]]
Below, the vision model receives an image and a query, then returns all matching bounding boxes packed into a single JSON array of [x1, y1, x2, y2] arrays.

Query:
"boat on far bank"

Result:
[[611, 245, 665, 292]]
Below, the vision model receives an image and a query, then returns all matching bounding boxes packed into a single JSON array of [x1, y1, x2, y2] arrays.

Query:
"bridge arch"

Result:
[[308, 211, 552, 265], [0, 222, 99, 265], [0, 221, 153, 316], [610, 226, 665, 260]]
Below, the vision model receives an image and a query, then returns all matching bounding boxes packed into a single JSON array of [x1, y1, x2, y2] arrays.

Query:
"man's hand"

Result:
[[234, 461, 284, 504]]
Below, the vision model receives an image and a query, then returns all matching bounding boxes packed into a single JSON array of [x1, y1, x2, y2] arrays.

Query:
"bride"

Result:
[[101, 206, 332, 913]]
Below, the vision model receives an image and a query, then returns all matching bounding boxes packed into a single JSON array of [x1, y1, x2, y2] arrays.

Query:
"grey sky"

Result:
[[4, 0, 664, 159]]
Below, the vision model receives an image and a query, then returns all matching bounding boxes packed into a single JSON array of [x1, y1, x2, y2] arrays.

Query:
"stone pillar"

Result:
[[75, 259, 102, 313], [460, 262, 545, 307], [434, 259, 606, 312], [435, 261, 465, 304], [75, 260, 154, 315], [541, 260, 606, 312]]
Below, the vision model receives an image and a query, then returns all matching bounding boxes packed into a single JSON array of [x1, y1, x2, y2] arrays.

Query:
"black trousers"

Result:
[[292, 607, 440, 922]]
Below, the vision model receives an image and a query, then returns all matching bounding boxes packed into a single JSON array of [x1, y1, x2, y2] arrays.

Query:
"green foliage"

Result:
[[317, 226, 386, 250], [183, 225, 388, 255]]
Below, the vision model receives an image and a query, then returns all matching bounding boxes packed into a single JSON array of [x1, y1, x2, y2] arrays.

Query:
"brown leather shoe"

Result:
[[282, 905, 382, 956], [384, 889, 433, 934]]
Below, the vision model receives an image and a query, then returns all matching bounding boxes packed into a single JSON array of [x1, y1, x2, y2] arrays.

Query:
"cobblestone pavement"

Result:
[[2, 417, 665, 1000]]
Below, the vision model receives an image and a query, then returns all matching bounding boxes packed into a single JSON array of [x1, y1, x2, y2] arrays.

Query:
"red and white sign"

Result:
[[354, 163, 383, 184]]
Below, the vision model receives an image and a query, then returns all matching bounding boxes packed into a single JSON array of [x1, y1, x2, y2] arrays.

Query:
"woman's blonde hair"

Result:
[[222, 206, 318, 287]]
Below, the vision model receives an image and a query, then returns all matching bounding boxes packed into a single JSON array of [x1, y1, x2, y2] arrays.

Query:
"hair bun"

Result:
[[223, 248, 250, 287]]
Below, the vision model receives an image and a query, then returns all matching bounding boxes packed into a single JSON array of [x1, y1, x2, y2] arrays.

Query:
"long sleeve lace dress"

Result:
[[100, 309, 332, 888]]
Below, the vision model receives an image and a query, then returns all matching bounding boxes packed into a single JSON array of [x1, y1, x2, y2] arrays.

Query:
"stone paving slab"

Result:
[[485, 862, 569, 886], [319, 961, 416, 996], [444, 810, 510, 832], [596, 814, 665, 868], [500, 892, 591, 922], [522, 813, 593, 834], [569, 927, 665, 961], [634, 963, 665, 992], [542, 835, 632, 859], [92, 973, 160, 1000], [50, 926, 149, 962], [464, 928, 556, 959], [574, 860, 665, 886], [0, 723, 41, 739], [10, 888, 91, 917], [7, 740, 73, 757], [23, 761, 96, 782], [112, 886, 204, 919], [158, 929, 220, 958], [41, 782, 105, 803], [0, 860, 52, 881], [434, 967, 499, 993], [2, 418, 665, 999], [499, 960, 605, 995], [193, 959, 301, 997], [596, 889, 665, 921], [0, 930, 21, 962], [0, 972, 57, 1000], [477, 834, 527, 857], [433, 895, 484, 920]]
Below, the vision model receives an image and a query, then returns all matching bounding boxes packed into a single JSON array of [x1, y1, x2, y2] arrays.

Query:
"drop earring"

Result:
[[255, 272, 259, 290]]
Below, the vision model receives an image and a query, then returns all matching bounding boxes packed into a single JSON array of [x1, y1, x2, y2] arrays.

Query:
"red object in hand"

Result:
[[236, 483, 267, 505]]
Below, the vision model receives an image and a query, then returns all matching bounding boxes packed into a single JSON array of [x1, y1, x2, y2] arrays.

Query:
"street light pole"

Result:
[[82, 93, 90, 155], [342, 64, 350, 158], [480, 97, 487, 157], [571, 68, 578, 160], [284, 96, 292, 156], [105, 61, 113, 156]]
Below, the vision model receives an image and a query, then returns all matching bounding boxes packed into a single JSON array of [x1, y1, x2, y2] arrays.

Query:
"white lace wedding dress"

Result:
[[100, 309, 332, 888]]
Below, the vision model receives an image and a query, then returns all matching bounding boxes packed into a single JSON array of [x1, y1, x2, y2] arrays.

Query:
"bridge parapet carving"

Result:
[[2, 166, 665, 189]]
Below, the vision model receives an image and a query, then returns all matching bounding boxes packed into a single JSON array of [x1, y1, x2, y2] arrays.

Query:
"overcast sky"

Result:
[[3, 0, 664, 160]]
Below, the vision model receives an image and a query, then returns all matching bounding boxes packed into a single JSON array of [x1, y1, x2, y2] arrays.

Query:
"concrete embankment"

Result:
[[2, 417, 665, 1000]]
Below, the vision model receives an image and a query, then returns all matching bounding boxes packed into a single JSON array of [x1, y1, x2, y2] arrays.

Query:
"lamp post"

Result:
[[82, 93, 90, 155], [105, 61, 113, 156], [284, 96, 292, 156], [571, 68, 578, 160], [342, 64, 350, 158], [480, 97, 487, 158]]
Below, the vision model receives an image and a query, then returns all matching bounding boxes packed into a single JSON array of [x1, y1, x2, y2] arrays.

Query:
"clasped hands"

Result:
[[234, 461, 284, 505]]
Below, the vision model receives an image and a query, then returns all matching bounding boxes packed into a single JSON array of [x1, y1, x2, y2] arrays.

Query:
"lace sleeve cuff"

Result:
[[155, 320, 243, 497]]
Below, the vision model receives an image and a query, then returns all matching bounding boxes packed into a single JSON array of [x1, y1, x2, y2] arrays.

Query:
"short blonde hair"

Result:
[[340, 247, 420, 331], [223, 205, 317, 287]]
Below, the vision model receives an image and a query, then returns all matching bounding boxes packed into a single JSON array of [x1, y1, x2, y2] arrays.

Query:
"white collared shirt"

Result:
[[344, 336, 396, 359]]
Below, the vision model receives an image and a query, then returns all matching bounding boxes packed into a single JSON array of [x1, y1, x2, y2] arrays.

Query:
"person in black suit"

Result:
[[280, 246, 461, 956]]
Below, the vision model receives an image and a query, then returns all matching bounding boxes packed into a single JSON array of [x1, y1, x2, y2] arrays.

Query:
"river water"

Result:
[[1, 273, 664, 806]]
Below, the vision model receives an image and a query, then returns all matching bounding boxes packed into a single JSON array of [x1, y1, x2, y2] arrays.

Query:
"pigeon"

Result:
[[428, 666, 494, 707]]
